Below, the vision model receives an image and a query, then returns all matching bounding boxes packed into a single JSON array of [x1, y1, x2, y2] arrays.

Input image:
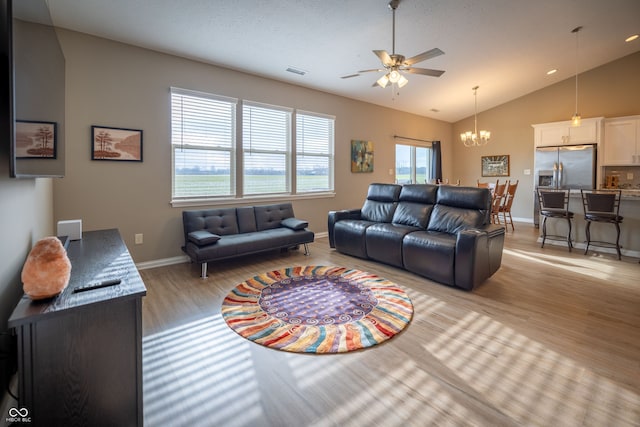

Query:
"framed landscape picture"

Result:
[[481, 155, 510, 177], [15, 120, 57, 159], [91, 125, 143, 162]]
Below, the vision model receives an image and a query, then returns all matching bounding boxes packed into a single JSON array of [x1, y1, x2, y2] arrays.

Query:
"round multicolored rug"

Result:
[[221, 266, 413, 353]]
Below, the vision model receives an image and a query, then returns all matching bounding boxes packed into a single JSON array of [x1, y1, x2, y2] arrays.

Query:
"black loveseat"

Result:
[[183, 203, 314, 278], [328, 183, 505, 290]]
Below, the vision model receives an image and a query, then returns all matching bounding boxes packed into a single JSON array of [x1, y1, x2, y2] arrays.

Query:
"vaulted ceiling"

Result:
[[45, 0, 640, 122]]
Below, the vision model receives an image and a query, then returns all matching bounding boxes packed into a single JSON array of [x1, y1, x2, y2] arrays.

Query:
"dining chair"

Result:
[[499, 180, 519, 231], [490, 180, 508, 224]]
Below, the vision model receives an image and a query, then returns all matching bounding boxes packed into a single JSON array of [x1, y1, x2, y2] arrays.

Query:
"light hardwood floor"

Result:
[[140, 223, 640, 427]]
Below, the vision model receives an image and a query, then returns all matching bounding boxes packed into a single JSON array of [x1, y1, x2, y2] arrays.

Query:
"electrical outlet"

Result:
[[135, 234, 143, 245], [627, 173, 634, 180]]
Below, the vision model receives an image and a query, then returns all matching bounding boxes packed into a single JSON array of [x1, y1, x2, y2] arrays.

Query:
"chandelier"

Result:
[[460, 86, 490, 147]]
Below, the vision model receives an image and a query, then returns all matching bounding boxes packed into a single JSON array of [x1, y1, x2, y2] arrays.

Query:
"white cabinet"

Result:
[[533, 117, 603, 147], [603, 116, 640, 165]]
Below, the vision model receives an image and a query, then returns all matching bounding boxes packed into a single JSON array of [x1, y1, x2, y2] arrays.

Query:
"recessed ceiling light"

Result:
[[286, 67, 307, 76], [625, 34, 639, 42], [546, 69, 558, 75]]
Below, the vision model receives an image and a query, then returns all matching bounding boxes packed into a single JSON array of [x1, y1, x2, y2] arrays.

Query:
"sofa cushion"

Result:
[[361, 200, 397, 222], [334, 220, 374, 259], [281, 217, 308, 230], [366, 183, 402, 202], [366, 223, 419, 267], [427, 205, 486, 234], [188, 230, 221, 246], [403, 231, 456, 286], [392, 202, 432, 228], [399, 184, 438, 204]]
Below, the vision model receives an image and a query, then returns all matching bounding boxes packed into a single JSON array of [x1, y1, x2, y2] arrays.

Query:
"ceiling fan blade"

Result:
[[403, 67, 445, 77], [403, 48, 444, 66], [341, 69, 383, 79], [373, 50, 393, 67]]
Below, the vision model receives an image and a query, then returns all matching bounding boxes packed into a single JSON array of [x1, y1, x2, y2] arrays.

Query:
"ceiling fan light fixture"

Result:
[[377, 74, 390, 88], [389, 69, 401, 83], [397, 74, 408, 88]]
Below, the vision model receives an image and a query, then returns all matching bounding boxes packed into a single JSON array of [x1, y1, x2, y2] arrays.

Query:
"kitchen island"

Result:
[[538, 190, 640, 258]]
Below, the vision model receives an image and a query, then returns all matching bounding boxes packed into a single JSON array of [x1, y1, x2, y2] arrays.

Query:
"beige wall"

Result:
[[0, 173, 53, 330], [452, 51, 640, 221], [53, 29, 453, 263]]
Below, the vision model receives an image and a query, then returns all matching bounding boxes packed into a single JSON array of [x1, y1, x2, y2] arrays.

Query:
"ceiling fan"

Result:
[[341, 0, 445, 88]]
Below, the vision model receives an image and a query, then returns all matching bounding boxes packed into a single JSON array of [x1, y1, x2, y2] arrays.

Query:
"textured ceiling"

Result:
[[45, 0, 640, 122]]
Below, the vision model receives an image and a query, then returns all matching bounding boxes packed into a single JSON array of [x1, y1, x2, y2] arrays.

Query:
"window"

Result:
[[395, 144, 432, 184], [242, 102, 291, 195], [296, 111, 334, 193], [171, 88, 335, 204], [171, 88, 237, 199]]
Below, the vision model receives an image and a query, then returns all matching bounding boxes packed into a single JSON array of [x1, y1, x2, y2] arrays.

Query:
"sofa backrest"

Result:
[[182, 208, 240, 243], [183, 203, 296, 245], [427, 186, 492, 233], [361, 183, 401, 222], [254, 203, 295, 231], [392, 184, 438, 228]]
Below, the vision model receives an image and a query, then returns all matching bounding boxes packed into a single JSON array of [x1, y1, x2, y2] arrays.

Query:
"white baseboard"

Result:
[[136, 255, 189, 270], [135, 232, 329, 271]]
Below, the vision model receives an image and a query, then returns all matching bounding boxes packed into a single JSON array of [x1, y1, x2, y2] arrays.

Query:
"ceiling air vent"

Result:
[[286, 67, 307, 76]]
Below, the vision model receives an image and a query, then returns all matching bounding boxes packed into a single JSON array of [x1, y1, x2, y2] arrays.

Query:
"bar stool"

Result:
[[580, 189, 623, 260], [537, 189, 574, 251]]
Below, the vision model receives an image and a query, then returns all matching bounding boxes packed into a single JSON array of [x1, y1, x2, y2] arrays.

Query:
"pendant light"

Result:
[[571, 26, 582, 127], [460, 86, 490, 147]]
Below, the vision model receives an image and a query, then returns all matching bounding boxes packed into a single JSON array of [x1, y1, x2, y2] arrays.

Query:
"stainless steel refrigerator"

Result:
[[533, 144, 597, 226]]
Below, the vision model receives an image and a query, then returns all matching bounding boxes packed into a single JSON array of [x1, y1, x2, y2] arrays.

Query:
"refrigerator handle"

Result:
[[553, 162, 558, 187], [558, 162, 563, 187]]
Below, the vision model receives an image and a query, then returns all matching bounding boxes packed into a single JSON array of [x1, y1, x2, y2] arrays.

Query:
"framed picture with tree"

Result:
[[15, 120, 57, 159], [91, 125, 143, 162]]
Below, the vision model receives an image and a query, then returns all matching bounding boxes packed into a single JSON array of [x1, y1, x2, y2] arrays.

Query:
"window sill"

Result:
[[171, 191, 336, 208]]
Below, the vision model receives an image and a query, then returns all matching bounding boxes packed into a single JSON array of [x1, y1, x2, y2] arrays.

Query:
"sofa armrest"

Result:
[[454, 225, 505, 291], [327, 209, 362, 248]]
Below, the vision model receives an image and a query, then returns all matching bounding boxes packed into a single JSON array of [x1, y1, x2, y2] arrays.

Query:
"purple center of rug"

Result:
[[258, 274, 378, 325]]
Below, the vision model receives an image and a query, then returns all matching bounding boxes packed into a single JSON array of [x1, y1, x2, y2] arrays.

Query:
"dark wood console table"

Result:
[[8, 229, 146, 426]]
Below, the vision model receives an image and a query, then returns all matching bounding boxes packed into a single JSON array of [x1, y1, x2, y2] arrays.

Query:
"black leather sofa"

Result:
[[328, 183, 505, 290], [182, 203, 314, 278]]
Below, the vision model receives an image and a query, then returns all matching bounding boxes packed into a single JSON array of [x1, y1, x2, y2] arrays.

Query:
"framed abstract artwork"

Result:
[[351, 140, 374, 173]]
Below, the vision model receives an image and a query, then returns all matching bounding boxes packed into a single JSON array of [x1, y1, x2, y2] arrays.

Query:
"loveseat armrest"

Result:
[[454, 225, 505, 291], [328, 209, 362, 248]]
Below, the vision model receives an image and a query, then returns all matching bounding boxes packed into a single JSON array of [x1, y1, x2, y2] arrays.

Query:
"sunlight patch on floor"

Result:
[[423, 309, 640, 426], [308, 358, 482, 427], [143, 315, 264, 427], [504, 248, 618, 280]]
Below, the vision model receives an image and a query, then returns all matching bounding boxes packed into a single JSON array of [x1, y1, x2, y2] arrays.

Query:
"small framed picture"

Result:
[[91, 125, 143, 162], [481, 155, 510, 177], [15, 120, 57, 159]]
